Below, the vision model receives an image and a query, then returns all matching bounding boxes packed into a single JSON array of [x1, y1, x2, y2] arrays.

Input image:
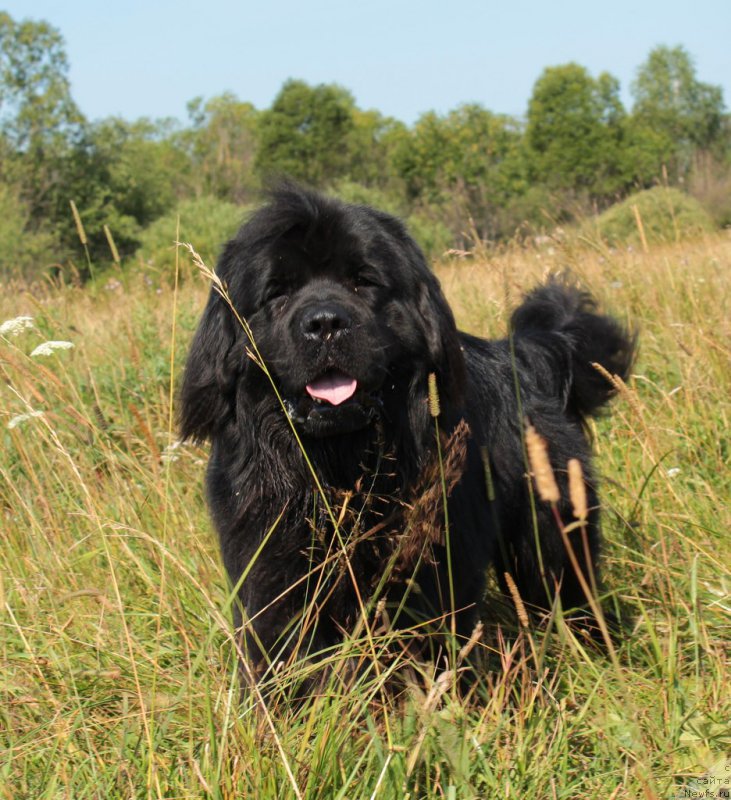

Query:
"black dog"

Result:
[[180, 184, 634, 684]]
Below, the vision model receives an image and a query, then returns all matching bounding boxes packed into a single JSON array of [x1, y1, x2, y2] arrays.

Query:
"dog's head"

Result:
[[180, 184, 464, 443]]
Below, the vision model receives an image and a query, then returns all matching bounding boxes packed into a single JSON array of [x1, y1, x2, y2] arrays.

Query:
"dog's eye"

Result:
[[264, 285, 288, 309], [354, 270, 382, 291]]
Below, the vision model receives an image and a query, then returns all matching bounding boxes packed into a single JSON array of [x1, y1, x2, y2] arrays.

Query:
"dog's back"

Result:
[[452, 278, 636, 627]]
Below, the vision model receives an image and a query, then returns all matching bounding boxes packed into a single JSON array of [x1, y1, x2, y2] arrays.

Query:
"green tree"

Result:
[[526, 63, 627, 200], [0, 12, 81, 149], [631, 45, 725, 177], [0, 183, 57, 280], [344, 108, 407, 191], [255, 79, 355, 186], [617, 115, 673, 188], [184, 93, 259, 202], [393, 104, 527, 239], [61, 117, 192, 260], [0, 12, 83, 228]]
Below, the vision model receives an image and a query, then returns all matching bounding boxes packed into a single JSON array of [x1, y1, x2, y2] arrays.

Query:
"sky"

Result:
[[5, 0, 731, 126]]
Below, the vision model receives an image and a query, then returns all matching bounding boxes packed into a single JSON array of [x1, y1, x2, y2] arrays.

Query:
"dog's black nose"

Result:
[[300, 305, 352, 340]]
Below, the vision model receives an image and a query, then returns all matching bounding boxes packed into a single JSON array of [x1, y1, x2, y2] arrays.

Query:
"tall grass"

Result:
[[1, 231, 729, 798]]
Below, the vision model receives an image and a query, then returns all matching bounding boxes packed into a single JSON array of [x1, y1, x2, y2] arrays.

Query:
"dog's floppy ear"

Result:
[[415, 271, 466, 408], [179, 289, 242, 442]]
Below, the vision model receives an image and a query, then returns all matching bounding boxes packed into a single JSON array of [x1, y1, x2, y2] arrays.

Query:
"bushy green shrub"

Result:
[[0, 186, 60, 282], [136, 196, 246, 274], [586, 187, 715, 247]]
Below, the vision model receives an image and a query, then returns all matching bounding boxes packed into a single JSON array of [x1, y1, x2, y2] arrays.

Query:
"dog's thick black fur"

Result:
[[180, 184, 635, 683]]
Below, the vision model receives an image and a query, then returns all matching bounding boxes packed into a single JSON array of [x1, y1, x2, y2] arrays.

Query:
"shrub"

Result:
[[136, 196, 246, 274], [586, 186, 715, 247], [0, 186, 60, 282]]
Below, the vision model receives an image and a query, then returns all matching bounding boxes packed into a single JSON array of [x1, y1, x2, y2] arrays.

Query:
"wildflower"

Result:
[[161, 440, 182, 463], [666, 467, 681, 478], [0, 316, 34, 337], [8, 410, 44, 429], [30, 341, 74, 357]]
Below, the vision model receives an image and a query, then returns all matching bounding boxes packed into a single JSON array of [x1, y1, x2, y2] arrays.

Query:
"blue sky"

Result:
[[6, 0, 731, 125]]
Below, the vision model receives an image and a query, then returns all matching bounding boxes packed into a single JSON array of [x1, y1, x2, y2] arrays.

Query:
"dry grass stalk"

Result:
[[591, 361, 643, 419], [631, 203, 649, 253], [457, 621, 484, 663], [525, 424, 560, 503], [405, 668, 456, 778], [404, 621, 484, 780]]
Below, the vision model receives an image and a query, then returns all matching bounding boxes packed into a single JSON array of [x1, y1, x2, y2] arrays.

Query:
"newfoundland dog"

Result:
[[180, 184, 635, 686]]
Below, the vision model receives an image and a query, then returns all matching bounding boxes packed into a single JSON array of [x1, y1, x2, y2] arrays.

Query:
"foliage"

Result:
[[0, 183, 59, 280], [1, 9, 729, 283], [66, 118, 192, 257], [137, 195, 245, 273], [632, 45, 726, 178], [184, 93, 260, 202], [0, 12, 83, 241], [526, 64, 629, 200], [0, 12, 82, 149], [255, 79, 356, 185], [584, 186, 715, 247], [393, 104, 528, 240], [345, 107, 408, 190]]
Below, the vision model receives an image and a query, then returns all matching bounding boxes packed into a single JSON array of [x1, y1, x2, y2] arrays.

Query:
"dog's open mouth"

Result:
[[305, 370, 358, 406], [285, 369, 380, 437]]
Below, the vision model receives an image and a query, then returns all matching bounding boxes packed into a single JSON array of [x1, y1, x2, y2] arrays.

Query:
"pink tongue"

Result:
[[306, 373, 358, 406]]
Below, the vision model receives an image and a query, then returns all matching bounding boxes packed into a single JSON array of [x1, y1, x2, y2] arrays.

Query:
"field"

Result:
[[1, 230, 729, 799]]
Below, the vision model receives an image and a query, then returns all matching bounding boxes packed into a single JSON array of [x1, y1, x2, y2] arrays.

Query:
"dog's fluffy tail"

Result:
[[510, 279, 636, 418]]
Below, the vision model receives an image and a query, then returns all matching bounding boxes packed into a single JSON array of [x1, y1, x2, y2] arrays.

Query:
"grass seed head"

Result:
[[70, 200, 88, 246], [568, 458, 588, 522], [428, 372, 441, 418], [104, 224, 121, 264], [525, 423, 560, 504], [504, 572, 530, 629]]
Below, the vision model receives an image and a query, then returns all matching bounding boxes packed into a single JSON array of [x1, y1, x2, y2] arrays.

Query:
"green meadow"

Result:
[[1, 225, 729, 799]]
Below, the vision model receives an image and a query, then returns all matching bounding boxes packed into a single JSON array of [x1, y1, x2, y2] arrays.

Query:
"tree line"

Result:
[[1, 10, 729, 279]]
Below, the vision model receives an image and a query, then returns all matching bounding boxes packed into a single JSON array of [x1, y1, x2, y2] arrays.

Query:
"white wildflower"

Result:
[[161, 439, 182, 463], [30, 340, 74, 357], [666, 467, 681, 478], [0, 316, 34, 337], [8, 410, 45, 429]]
